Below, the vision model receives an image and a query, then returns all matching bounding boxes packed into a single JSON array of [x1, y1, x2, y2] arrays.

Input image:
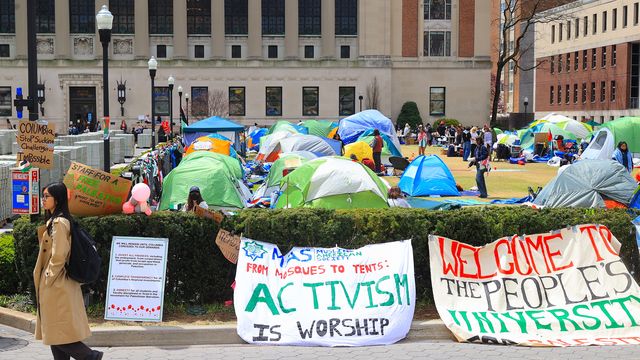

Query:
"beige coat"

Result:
[[33, 217, 91, 345]]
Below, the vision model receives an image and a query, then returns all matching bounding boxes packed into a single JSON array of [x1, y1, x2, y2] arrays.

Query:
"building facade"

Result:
[[0, 0, 491, 133], [535, 0, 640, 123]]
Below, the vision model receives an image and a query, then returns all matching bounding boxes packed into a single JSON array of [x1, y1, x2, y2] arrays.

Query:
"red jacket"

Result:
[[372, 135, 383, 153]]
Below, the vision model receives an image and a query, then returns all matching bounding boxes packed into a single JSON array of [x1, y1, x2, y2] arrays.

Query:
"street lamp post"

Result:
[[185, 92, 189, 124], [96, 5, 113, 172], [524, 97, 529, 114], [168, 75, 174, 139], [148, 56, 158, 148], [178, 85, 183, 135], [36, 81, 45, 116], [358, 95, 363, 112]]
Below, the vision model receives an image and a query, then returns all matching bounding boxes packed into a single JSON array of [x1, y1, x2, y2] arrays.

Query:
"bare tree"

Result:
[[491, 0, 566, 126], [208, 89, 229, 117], [366, 77, 380, 110]]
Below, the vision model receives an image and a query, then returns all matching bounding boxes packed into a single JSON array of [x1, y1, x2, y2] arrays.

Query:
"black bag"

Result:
[[66, 221, 102, 284]]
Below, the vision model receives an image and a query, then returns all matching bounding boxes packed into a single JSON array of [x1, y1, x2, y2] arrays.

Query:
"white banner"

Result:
[[234, 239, 415, 346], [105, 236, 169, 322], [429, 224, 640, 346]]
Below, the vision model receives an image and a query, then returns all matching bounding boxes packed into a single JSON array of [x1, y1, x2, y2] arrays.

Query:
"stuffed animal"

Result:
[[122, 183, 152, 216]]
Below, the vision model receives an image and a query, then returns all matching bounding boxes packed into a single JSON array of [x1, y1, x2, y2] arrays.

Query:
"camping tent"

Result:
[[252, 152, 317, 200], [581, 128, 616, 160], [183, 116, 245, 148], [301, 120, 338, 137], [257, 131, 293, 162], [533, 113, 593, 139], [275, 157, 390, 209], [278, 134, 338, 157], [398, 155, 459, 196], [533, 160, 637, 208], [337, 110, 401, 149], [344, 141, 373, 161], [159, 151, 247, 210], [184, 135, 237, 158], [247, 128, 268, 151], [268, 121, 307, 135], [601, 117, 640, 153], [357, 130, 403, 158], [518, 123, 578, 151]]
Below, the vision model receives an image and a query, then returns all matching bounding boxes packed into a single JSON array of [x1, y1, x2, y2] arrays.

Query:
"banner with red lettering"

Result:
[[429, 225, 640, 346]]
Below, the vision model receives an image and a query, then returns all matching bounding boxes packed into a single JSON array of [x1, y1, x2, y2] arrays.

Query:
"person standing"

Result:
[[371, 129, 384, 174], [462, 127, 472, 161], [470, 137, 489, 198], [5, 118, 11, 129], [613, 141, 634, 173], [120, 119, 128, 133], [35, 182, 102, 359], [483, 124, 493, 159], [417, 125, 427, 156]]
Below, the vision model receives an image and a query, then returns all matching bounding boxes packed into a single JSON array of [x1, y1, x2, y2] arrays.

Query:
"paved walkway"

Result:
[[3, 324, 640, 360]]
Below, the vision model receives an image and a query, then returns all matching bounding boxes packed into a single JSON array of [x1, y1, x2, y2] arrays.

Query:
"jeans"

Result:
[[373, 152, 382, 173], [462, 141, 471, 161], [476, 167, 488, 198], [51, 342, 93, 360]]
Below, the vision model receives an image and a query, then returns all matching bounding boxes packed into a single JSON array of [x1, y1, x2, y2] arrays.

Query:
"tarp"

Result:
[[533, 159, 637, 208], [247, 128, 268, 151], [398, 155, 459, 197], [183, 116, 244, 147], [601, 116, 640, 153], [581, 128, 616, 160], [159, 151, 246, 210], [301, 120, 338, 137], [278, 134, 338, 157], [338, 110, 401, 149]]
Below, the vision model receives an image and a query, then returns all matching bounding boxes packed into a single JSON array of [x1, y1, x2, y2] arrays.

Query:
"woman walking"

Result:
[[35, 182, 102, 359]]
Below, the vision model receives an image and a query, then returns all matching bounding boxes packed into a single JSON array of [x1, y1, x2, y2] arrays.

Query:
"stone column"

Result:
[[284, 0, 298, 59], [248, 0, 262, 59], [173, 0, 188, 59], [55, 0, 70, 59], [212, 0, 225, 59], [135, 0, 150, 59], [321, 0, 335, 58], [14, 0, 27, 59]]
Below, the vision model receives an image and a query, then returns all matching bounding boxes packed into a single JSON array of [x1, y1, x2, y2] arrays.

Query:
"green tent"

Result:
[[159, 151, 245, 210], [275, 157, 389, 209], [265, 153, 314, 188], [601, 117, 640, 153], [493, 128, 503, 135], [301, 120, 338, 137], [268, 120, 301, 135], [518, 123, 578, 151]]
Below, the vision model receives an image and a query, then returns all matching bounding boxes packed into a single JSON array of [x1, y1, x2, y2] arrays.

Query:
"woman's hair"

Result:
[[475, 136, 484, 145], [186, 190, 204, 211], [373, 129, 380, 136], [618, 141, 628, 151], [388, 186, 404, 199], [43, 182, 73, 235]]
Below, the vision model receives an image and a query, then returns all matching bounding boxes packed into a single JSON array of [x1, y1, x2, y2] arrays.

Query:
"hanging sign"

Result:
[[16, 120, 55, 169]]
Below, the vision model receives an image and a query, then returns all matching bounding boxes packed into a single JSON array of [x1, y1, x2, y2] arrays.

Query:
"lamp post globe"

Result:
[[184, 92, 189, 124], [148, 56, 157, 148], [524, 96, 529, 114], [168, 75, 174, 139], [96, 4, 113, 172]]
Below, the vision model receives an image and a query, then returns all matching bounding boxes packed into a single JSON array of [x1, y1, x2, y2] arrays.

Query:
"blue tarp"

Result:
[[337, 110, 400, 147], [398, 155, 460, 197], [248, 128, 268, 150], [183, 116, 245, 147], [630, 187, 640, 209]]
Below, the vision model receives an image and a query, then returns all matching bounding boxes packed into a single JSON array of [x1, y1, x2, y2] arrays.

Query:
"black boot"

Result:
[[87, 350, 103, 360]]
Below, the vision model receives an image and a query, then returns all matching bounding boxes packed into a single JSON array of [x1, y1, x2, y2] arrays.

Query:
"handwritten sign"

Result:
[[195, 205, 225, 225], [215, 229, 241, 264], [429, 225, 640, 346], [234, 239, 415, 346], [17, 120, 55, 169], [63, 162, 132, 216]]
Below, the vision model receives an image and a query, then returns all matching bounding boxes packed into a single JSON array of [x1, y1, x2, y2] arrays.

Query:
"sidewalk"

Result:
[[0, 307, 453, 347]]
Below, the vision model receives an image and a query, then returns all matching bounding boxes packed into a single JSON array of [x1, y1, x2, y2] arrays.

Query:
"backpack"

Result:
[[66, 220, 102, 284]]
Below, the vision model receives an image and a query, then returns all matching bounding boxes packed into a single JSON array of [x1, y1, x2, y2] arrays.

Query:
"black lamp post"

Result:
[[117, 78, 126, 117], [36, 80, 45, 116], [358, 95, 363, 112], [185, 92, 189, 124], [178, 85, 183, 135], [13, 0, 38, 123], [97, 5, 113, 172], [523, 97, 529, 114], [148, 56, 158, 148], [168, 75, 174, 139]]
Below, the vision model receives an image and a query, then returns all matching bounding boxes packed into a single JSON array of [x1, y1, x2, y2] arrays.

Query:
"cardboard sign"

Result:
[[17, 120, 55, 169], [234, 239, 415, 346], [215, 229, 241, 264], [429, 225, 640, 347], [63, 162, 132, 216], [194, 205, 225, 225], [11, 168, 40, 214]]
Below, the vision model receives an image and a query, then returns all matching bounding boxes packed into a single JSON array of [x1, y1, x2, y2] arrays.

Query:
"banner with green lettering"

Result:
[[234, 239, 415, 346], [429, 224, 640, 346]]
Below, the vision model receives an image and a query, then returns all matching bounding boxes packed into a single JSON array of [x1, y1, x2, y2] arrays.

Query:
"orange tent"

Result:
[[185, 136, 232, 156]]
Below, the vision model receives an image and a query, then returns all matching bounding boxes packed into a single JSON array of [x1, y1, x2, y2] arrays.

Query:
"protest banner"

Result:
[[429, 225, 640, 347], [195, 205, 224, 225], [234, 239, 415, 346], [63, 162, 132, 216], [11, 168, 39, 215], [215, 229, 241, 264], [105, 236, 169, 322], [17, 120, 55, 169]]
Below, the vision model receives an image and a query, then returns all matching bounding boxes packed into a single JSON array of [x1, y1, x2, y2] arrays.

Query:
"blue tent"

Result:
[[248, 128, 268, 150], [398, 155, 459, 197], [183, 116, 245, 147], [357, 130, 403, 157], [337, 110, 400, 148]]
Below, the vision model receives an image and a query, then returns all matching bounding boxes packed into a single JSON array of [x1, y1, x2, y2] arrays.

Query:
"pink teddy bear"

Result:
[[122, 183, 152, 216]]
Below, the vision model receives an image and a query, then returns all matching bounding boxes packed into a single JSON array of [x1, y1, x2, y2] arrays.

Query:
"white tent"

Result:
[[537, 113, 592, 139], [581, 128, 615, 160]]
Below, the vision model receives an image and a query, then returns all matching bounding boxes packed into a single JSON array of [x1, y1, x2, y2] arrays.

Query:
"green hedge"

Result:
[[0, 233, 19, 295], [12, 208, 640, 305]]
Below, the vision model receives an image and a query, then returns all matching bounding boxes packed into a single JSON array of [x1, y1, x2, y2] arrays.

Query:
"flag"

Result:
[[547, 130, 553, 142], [180, 106, 188, 125]]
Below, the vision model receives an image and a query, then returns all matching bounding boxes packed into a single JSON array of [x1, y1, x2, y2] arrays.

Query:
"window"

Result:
[[603, 11, 607, 32], [612, 45, 617, 66], [584, 15, 588, 36], [636, 3, 639, 25], [611, 80, 617, 101], [338, 87, 355, 116], [110, 0, 135, 34], [188, 0, 211, 35], [231, 45, 241, 58], [304, 45, 315, 58], [575, 17, 580, 38], [229, 87, 246, 116], [153, 87, 170, 116], [574, 83, 578, 103], [590, 82, 596, 102], [191, 87, 208, 116], [194, 45, 204, 58], [574, 51, 579, 71], [557, 84, 562, 104], [70, 0, 95, 33], [602, 46, 607, 67], [0, 44, 8, 57], [599, 81, 606, 102], [262, 0, 285, 35], [550, 55, 555, 74], [424, 0, 451, 20], [558, 54, 562, 73], [613, 8, 617, 30], [550, 86, 554, 104], [593, 13, 597, 34], [336, 0, 357, 35], [0, 0, 15, 33], [268, 45, 278, 58], [582, 83, 587, 103], [592, 48, 597, 69], [566, 54, 570, 72], [302, 87, 319, 116], [567, 20, 571, 39], [149, 0, 173, 34], [265, 87, 282, 116], [559, 23, 563, 41], [224, 0, 249, 35], [340, 45, 351, 59], [582, 50, 587, 70], [551, 25, 555, 43], [36, 0, 55, 33], [429, 87, 445, 116], [624, 5, 628, 27], [0, 87, 10, 116], [423, 31, 451, 56], [156, 45, 167, 58], [299, 0, 321, 35], [566, 84, 570, 104]]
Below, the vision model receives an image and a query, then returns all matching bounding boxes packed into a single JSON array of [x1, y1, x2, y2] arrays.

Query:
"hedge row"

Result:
[[0, 233, 19, 294], [12, 207, 640, 304]]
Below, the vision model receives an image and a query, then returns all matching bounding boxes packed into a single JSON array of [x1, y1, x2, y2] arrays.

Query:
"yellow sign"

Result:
[[63, 162, 132, 216], [17, 120, 55, 169]]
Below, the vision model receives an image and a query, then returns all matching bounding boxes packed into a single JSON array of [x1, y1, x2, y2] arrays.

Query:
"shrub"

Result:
[[0, 233, 20, 294], [397, 101, 423, 130], [432, 118, 460, 128], [11, 208, 640, 305]]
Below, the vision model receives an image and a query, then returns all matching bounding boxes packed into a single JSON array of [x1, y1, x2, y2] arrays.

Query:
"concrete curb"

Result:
[[0, 307, 454, 347]]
